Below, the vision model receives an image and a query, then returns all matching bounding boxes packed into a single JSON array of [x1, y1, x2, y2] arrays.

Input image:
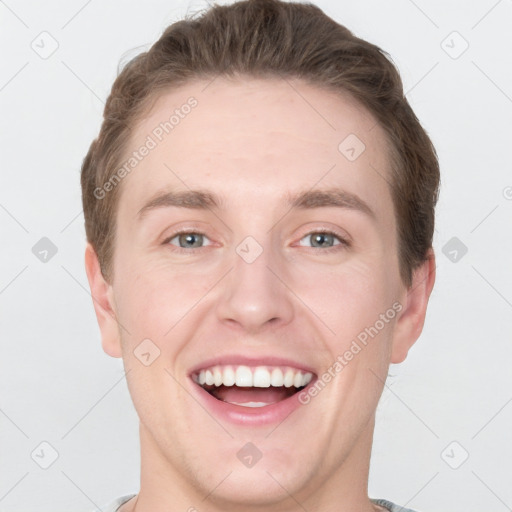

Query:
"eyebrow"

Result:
[[136, 187, 376, 221]]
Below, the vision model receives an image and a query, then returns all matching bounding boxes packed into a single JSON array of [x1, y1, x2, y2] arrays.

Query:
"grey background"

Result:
[[1, 0, 511, 510]]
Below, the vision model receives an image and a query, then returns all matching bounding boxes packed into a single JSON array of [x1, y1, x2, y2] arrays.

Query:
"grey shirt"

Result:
[[94, 494, 420, 511]]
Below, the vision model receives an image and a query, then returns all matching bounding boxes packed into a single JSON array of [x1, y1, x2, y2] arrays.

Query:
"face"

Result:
[[86, 76, 434, 509]]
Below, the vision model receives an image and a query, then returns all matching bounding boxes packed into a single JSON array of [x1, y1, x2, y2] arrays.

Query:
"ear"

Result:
[[391, 248, 436, 363], [84, 243, 123, 358]]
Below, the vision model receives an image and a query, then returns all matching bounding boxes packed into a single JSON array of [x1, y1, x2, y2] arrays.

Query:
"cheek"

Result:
[[295, 260, 399, 373], [114, 265, 213, 341], [298, 260, 393, 327]]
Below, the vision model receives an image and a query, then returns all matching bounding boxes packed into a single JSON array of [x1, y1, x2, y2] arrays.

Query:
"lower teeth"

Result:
[[228, 401, 274, 407], [204, 385, 305, 407]]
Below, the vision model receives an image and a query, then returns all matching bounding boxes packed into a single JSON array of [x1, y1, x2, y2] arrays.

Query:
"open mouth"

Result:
[[192, 365, 314, 408]]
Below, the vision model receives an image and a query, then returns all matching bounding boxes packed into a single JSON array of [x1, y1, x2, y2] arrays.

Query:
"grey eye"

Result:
[[167, 232, 210, 249], [299, 231, 342, 248]]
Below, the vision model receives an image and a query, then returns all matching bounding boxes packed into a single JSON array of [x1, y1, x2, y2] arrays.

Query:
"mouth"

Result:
[[191, 364, 315, 410]]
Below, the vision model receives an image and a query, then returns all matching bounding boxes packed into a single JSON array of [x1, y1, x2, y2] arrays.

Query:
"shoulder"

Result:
[[371, 498, 421, 512], [90, 494, 137, 512]]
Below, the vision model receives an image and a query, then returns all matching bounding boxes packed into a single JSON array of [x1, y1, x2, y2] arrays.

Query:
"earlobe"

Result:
[[391, 249, 436, 364], [84, 243, 123, 358]]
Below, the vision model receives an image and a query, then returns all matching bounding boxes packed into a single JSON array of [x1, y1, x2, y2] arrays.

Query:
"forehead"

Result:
[[117, 76, 393, 220]]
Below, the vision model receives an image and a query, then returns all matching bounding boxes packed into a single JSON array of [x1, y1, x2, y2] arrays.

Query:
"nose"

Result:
[[214, 236, 295, 335]]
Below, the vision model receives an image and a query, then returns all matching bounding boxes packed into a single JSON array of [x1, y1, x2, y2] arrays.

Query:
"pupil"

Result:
[[313, 233, 332, 247], [181, 233, 202, 248]]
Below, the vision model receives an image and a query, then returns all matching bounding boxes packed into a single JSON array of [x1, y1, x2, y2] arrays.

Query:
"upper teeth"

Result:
[[194, 365, 313, 388]]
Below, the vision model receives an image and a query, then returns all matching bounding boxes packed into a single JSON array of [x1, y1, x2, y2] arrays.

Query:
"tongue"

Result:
[[212, 385, 296, 405]]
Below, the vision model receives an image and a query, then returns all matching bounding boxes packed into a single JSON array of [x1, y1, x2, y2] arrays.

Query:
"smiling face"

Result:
[[85, 76, 435, 511]]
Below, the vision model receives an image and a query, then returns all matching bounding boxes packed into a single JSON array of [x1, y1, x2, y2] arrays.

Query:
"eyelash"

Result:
[[162, 228, 350, 254]]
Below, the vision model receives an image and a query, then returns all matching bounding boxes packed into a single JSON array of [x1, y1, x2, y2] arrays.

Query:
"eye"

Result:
[[164, 230, 212, 251], [162, 229, 349, 253], [297, 230, 349, 251]]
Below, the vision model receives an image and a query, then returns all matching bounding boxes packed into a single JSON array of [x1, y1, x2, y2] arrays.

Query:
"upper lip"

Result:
[[188, 354, 317, 377]]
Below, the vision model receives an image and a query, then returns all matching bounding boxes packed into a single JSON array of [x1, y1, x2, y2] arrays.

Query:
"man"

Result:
[[82, 0, 439, 510]]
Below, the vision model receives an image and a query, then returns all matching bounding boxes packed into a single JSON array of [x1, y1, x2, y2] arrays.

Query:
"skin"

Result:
[[85, 76, 435, 512]]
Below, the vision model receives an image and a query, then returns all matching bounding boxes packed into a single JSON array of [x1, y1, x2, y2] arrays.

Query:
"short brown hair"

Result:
[[81, 0, 440, 287]]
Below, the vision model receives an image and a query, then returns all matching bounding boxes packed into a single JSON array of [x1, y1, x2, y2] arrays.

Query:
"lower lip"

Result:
[[190, 378, 316, 426]]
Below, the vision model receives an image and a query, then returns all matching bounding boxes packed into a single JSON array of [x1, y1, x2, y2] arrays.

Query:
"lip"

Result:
[[187, 354, 318, 426], [188, 354, 317, 376]]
